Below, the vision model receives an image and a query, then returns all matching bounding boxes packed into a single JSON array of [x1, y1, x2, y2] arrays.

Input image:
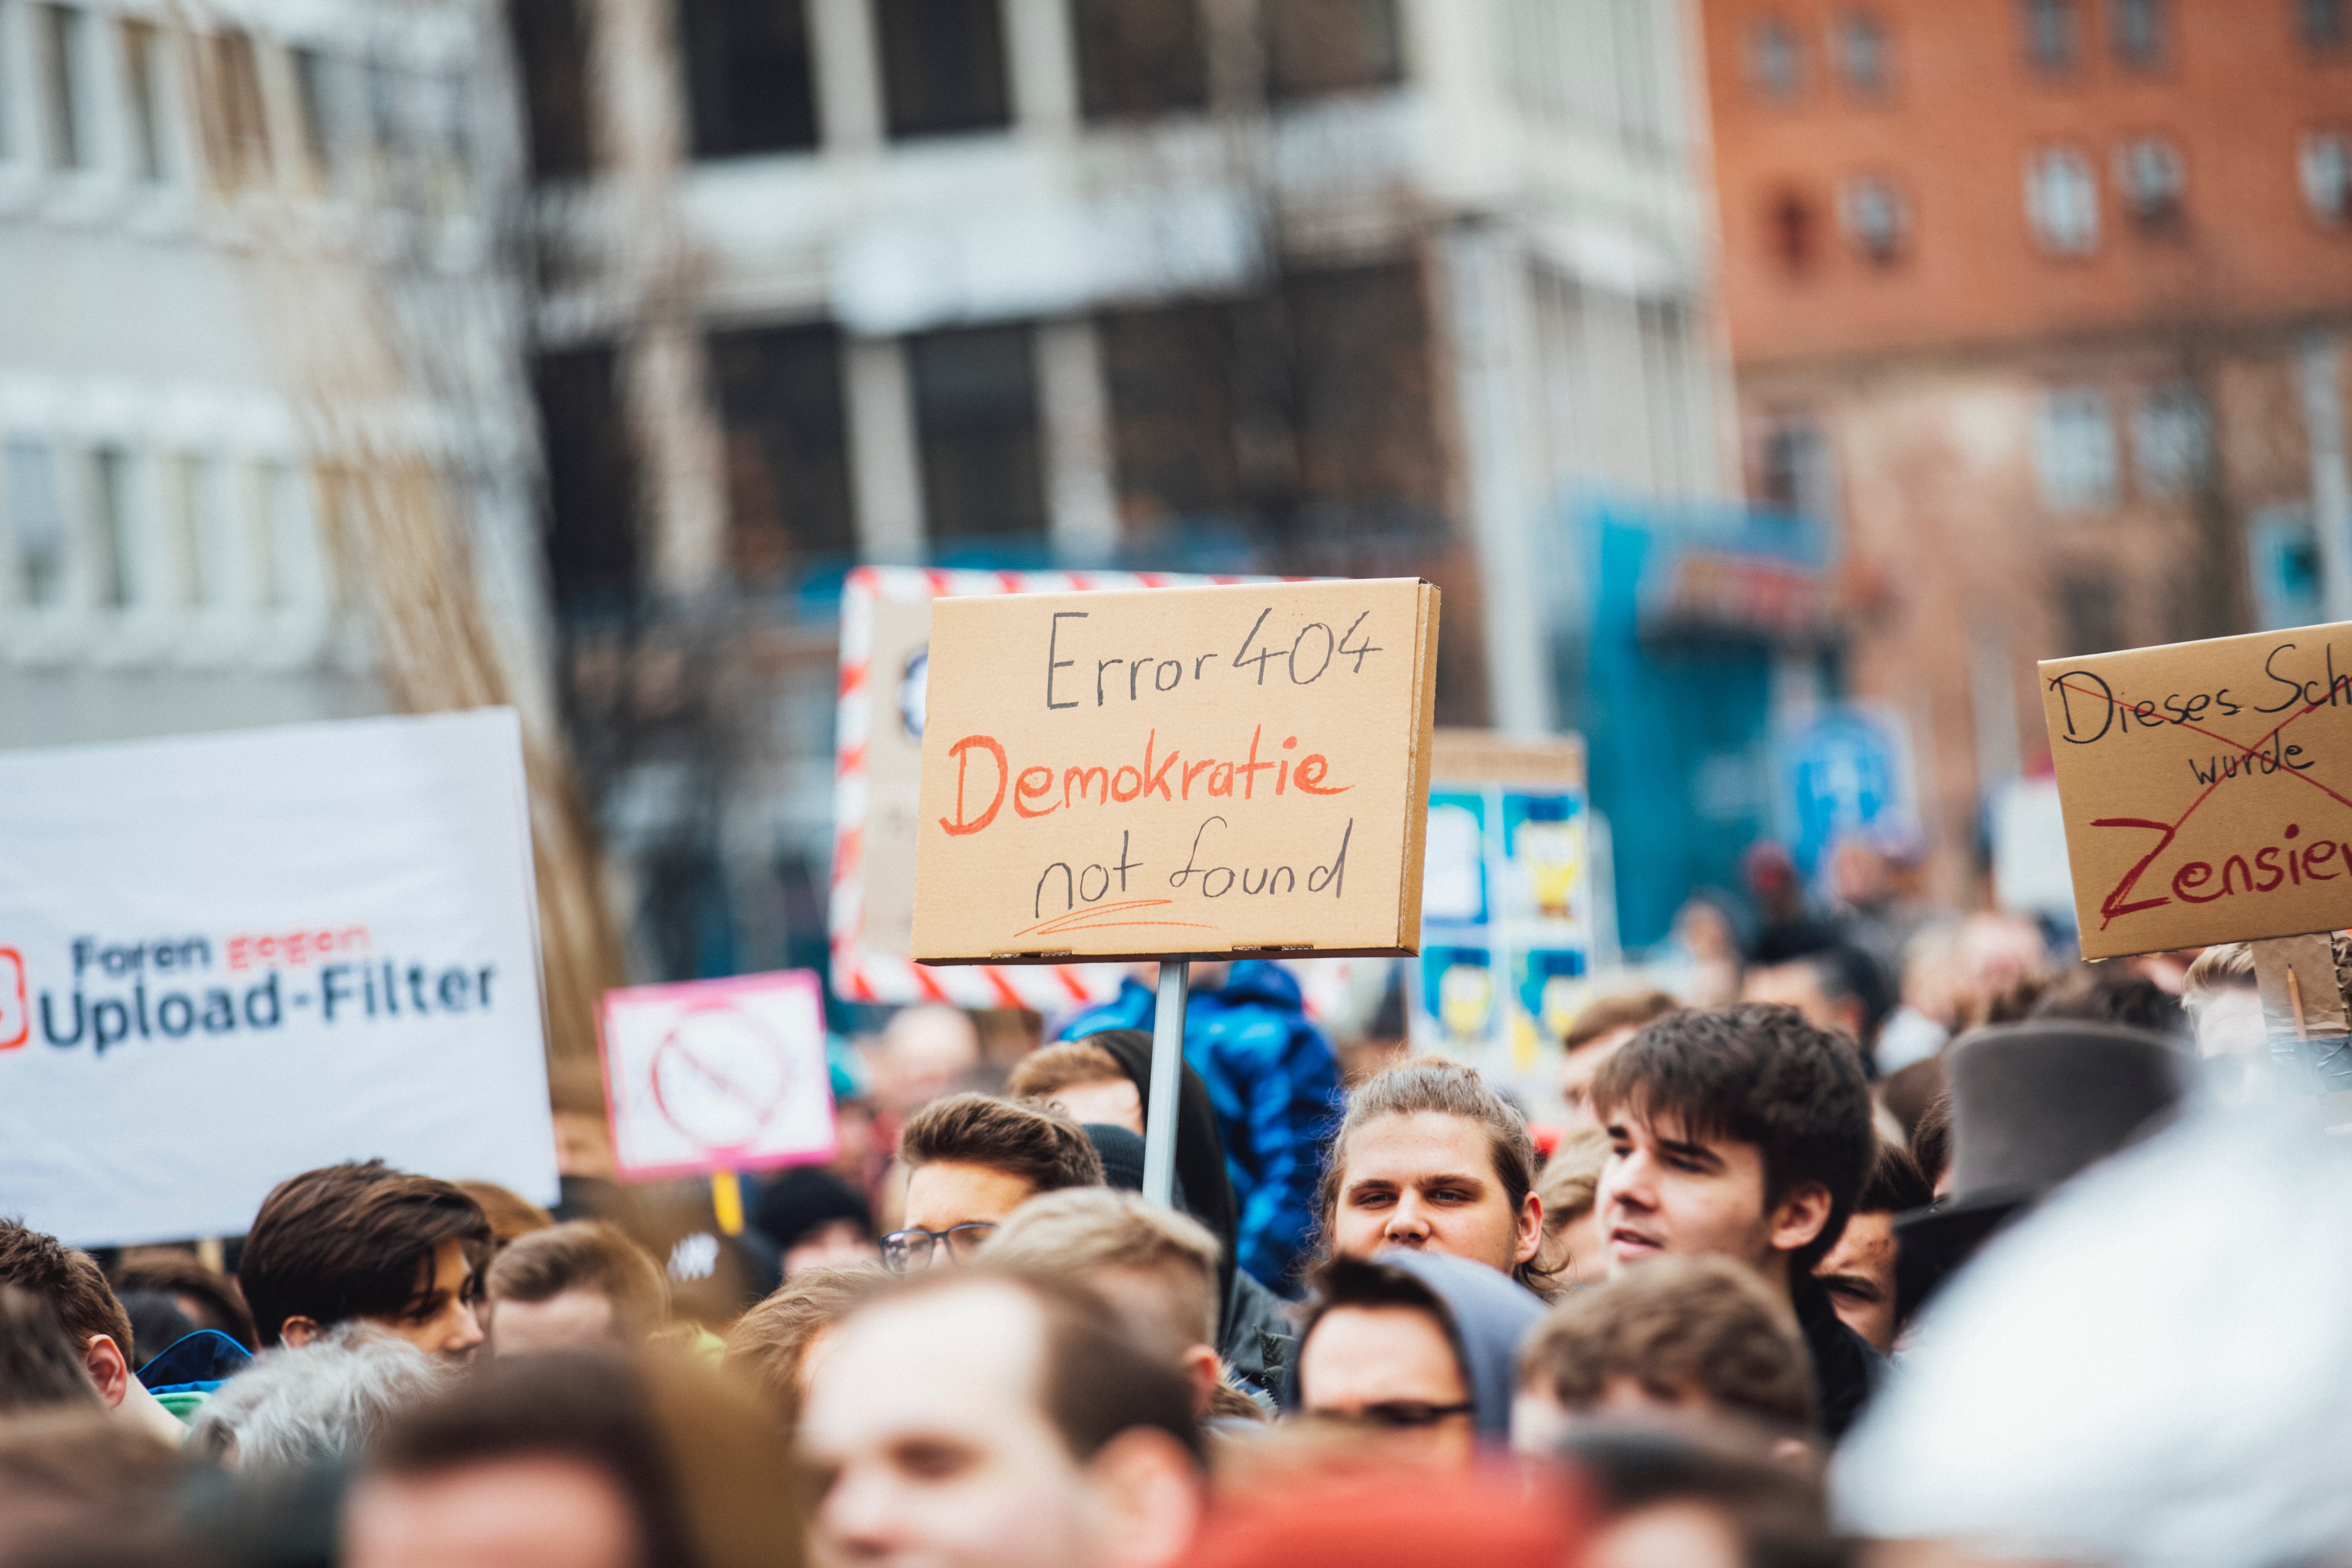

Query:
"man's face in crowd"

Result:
[[289, 1237, 484, 1361], [491, 1288, 619, 1358], [899, 1163, 1038, 1267], [1815, 1209, 1898, 1353], [345, 1455, 641, 1568], [1045, 1076, 1145, 1136], [1597, 1108, 1829, 1294], [1562, 1026, 1642, 1131], [1298, 1303, 1476, 1472], [1329, 1112, 1541, 1276], [803, 1283, 1186, 1568], [1512, 1376, 1746, 1457]]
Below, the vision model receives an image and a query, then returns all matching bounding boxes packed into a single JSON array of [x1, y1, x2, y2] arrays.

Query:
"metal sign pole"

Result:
[[1141, 958, 1191, 1208]]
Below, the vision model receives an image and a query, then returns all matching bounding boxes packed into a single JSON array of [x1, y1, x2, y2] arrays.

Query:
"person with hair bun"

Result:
[[1317, 1060, 1546, 1288]]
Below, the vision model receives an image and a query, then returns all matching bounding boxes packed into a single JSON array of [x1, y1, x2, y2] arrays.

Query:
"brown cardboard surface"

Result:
[[2251, 933, 2350, 1037], [1429, 729, 1586, 790], [911, 579, 1440, 963], [2038, 622, 2352, 958]]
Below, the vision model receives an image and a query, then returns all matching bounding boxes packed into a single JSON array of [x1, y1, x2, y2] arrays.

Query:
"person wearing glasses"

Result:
[[1283, 1249, 1542, 1471], [884, 1094, 1104, 1274]]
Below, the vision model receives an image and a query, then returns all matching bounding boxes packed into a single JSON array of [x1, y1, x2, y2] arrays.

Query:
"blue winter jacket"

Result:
[[1061, 961, 1343, 1294]]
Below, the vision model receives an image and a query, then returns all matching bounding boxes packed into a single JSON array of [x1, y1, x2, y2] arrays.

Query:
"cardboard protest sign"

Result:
[[832, 567, 1264, 1008], [0, 711, 556, 1246], [599, 970, 835, 1179], [911, 579, 1441, 964], [2040, 622, 2352, 958]]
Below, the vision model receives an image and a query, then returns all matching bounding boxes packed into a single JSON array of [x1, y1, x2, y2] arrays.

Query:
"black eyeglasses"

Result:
[[880, 1222, 998, 1273], [1312, 1400, 1477, 1430]]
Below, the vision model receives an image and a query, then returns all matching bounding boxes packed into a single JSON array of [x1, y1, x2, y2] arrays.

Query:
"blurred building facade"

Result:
[[515, 0, 1737, 980], [1704, 0, 2352, 904], [0, 0, 555, 748]]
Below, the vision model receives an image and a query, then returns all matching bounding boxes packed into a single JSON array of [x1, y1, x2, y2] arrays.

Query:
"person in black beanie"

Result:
[[753, 1165, 879, 1278]]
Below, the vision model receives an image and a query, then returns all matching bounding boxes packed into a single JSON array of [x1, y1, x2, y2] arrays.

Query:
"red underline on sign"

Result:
[[1012, 899, 1217, 939]]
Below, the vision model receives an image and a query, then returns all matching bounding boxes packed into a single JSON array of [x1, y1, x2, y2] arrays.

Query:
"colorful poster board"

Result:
[[598, 969, 835, 1179], [0, 711, 556, 1246], [910, 579, 1441, 964], [1412, 731, 1592, 1067], [2039, 622, 2352, 958]]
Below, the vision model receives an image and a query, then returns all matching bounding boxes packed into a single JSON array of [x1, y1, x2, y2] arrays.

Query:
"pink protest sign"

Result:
[[597, 969, 836, 1180]]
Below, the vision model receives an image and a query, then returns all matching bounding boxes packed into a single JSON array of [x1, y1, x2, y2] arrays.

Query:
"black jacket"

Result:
[[1793, 1271, 1882, 1442]]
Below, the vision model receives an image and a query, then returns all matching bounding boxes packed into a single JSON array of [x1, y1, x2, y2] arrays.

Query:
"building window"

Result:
[[2132, 384, 2209, 497], [875, 0, 1011, 140], [2302, 0, 2348, 50], [1757, 420, 1838, 524], [122, 21, 168, 180], [2057, 576, 2123, 655], [2021, 0, 2082, 73], [534, 346, 641, 610], [1840, 176, 1909, 263], [1747, 16, 1805, 98], [909, 325, 1047, 546], [678, 0, 818, 157], [2025, 146, 2100, 254], [2109, 0, 2168, 66], [1073, 0, 1209, 120], [706, 323, 855, 584], [1265, 0, 1404, 101], [90, 446, 136, 608], [2037, 388, 2119, 510], [290, 48, 333, 185], [202, 30, 274, 188], [5, 439, 67, 606], [2114, 136, 2184, 228], [1768, 187, 1820, 274], [508, 0, 595, 178], [1834, 12, 1891, 96], [2304, 131, 2352, 225], [1101, 302, 1246, 533], [40, 4, 91, 169]]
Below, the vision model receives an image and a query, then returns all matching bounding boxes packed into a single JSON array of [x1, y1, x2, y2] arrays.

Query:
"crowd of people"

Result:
[[0, 843, 2342, 1568]]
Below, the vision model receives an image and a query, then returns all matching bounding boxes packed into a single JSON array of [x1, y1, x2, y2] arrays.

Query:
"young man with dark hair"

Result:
[[1513, 1254, 1817, 1454], [887, 1094, 1104, 1272], [1287, 1250, 1543, 1473], [0, 1221, 185, 1442], [238, 1160, 492, 1362], [800, 1267, 1205, 1568], [1815, 1140, 1933, 1354], [1589, 1003, 1879, 1440], [485, 1221, 668, 1358]]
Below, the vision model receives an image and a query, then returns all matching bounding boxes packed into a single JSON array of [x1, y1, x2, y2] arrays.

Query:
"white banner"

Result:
[[0, 710, 558, 1246]]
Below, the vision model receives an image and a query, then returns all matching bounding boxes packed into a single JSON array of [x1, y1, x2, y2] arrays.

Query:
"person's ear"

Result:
[[278, 1315, 321, 1349], [81, 1334, 131, 1408], [1767, 1183, 1835, 1256], [1515, 1190, 1545, 1266], [1085, 1427, 1205, 1568], [1179, 1344, 1221, 1421]]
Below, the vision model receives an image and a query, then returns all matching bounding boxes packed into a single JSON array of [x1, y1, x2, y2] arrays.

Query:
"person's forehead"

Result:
[[902, 1161, 1036, 1224], [1609, 1105, 1749, 1157], [1301, 1304, 1463, 1401], [804, 1287, 1051, 1448], [1345, 1112, 1493, 1180]]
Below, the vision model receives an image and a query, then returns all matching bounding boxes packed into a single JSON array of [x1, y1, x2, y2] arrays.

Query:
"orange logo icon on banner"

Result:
[[0, 949, 27, 1050]]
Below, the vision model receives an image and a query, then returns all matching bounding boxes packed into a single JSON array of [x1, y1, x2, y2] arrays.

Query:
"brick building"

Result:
[[1702, 0, 2352, 904]]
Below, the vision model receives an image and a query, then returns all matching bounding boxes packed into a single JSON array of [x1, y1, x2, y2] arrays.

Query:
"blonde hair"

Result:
[[984, 1188, 1222, 1349], [1005, 1042, 1129, 1100], [2183, 942, 2256, 1014], [722, 1265, 891, 1418]]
